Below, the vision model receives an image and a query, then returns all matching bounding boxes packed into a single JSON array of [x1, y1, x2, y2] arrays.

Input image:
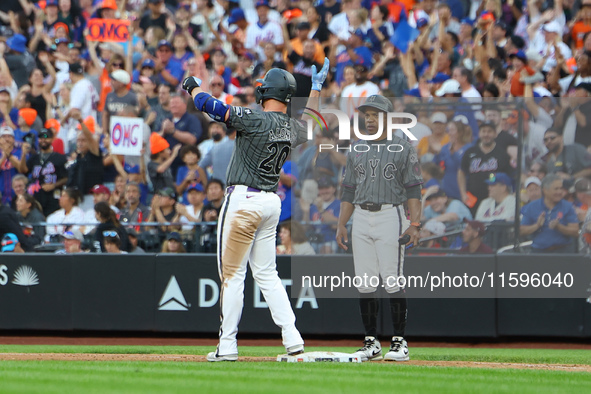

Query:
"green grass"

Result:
[[0, 346, 590, 393], [1, 345, 590, 365]]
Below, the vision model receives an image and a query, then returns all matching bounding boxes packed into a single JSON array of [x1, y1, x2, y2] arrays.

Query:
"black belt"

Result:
[[358, 203, 395, 212]]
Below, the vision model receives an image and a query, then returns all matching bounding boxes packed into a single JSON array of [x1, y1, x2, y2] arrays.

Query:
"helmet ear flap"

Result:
[[255, 86, 263, 104]]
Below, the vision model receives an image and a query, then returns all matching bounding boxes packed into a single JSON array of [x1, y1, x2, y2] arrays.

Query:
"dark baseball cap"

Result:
[[166, 232, 181, 241], [479, 121, 497, 130], [296, 21, 311, 31], [317, 177, 335, 188], [157, 187, 177, 200], [357, 95, 394, 113], [187, 182, 204, 192], [426, 189, 447, 200], [485, 172, 513, 189], [38, 128, 53, 139], [69, 62, 84, 74], [464, 219, 486, 237], [126, 227, 139, 238]]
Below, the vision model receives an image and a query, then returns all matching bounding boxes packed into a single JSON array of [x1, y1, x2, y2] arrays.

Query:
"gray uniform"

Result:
[[226, 106, 308, 191], [342, 138, 423, 205]]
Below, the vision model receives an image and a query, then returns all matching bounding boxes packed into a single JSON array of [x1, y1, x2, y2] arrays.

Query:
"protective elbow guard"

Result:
[[194, 92, 229, 122]]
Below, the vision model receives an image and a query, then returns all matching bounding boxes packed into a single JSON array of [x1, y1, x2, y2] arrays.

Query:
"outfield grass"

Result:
[[0, 346, 590, 394]]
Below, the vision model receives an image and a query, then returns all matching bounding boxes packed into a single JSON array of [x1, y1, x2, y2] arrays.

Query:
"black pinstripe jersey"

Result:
[[226, 106, 308, 192], [341, 136, 423, 205]]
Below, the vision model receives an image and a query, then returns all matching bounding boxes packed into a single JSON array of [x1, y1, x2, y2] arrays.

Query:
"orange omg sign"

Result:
[[86, 19, 130, 42]]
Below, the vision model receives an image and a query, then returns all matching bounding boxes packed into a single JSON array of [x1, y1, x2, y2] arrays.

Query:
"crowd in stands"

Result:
[[0, 0, 591, 255]]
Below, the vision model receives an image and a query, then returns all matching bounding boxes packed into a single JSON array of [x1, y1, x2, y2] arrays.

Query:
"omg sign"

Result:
[[110, 116, 142, 156], [86, 19, 130, 43]]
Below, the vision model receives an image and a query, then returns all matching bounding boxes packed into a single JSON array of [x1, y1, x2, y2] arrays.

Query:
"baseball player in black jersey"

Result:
[[336, 95, 423, 362], [182, 58, 330, 361]]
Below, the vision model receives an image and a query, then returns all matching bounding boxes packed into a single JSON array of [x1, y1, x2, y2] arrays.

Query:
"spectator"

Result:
[[452, 67, 482, 100], [208, 74, 234, 104], [102, 70, 137, 133], [82, 184, 118, 234], [277, 159, 297, 223], [0, 126, 25, 205], [422, 189, 473, 229], [245, 0, 284, 62], [198, 121, 227, 159], [14, 108, 39, 151], [520, 174, 580, 253], [0, 87, 17, 129], [20, 128, 67, 216], [418, 112, 449, 163], [201, 179, 225, 222], [419, 220, 446, 249], [94, 201, 129, 253], [119, 182, 150, 227], [148, 187, 181, 234], [126, 227, 146, 254], [139, 0, 168, 34], [458, 121, 514, 213], [15, 193, 45, 246], [0, 191, 33, 251], [307, 177, 340, 254], [162, 94, 202, 168], [46, 187, 85, 238], [178, 182, 205, 231], [155, 40, 184, 87], [339, 64, 380, 118], [61, 62, 98, 130], [561, 83, 591, 148], [25, 68, 55, 124], [1, 233, 24, 253], [161, 231, 186, 253], [540, 127, 591, 179], [55, 229, 85, 254], [504, 109, 547, 169], [3, 34, 32, 89], [175, 148, 207, 204], [208, 49, 231, 93], [433, 116, 473, 200], [66, 112, 103, 210], [10, 174, 28, 210], [148, 132, 181, 192], [523, 176, 543, 206], [459, 220, 493, 253], [110, 174, 127, 210], [475, 173, 516, 222], [277, 220, 315, 255], [150, 83, 173, 134], [198, 127, 236, 184], [527, 161, 547, 181], [102, 231, 126, 254]]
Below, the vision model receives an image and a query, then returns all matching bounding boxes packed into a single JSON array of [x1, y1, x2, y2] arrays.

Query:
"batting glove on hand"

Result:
[[311, 57, 330, 91], [182, 76, 202, 95]]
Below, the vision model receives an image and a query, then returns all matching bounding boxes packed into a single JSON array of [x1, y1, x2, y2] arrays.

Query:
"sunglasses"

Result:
[[103, 230, 118, 237], [158, 48, 171, 52], [543, 135, 558, 142], [112, 62, 123, 67], [211, 82, 223, 86]]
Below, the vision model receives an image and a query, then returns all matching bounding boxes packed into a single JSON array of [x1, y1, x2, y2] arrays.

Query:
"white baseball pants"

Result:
[[352, 204, 409, 294], [215, 185, 303, 356]]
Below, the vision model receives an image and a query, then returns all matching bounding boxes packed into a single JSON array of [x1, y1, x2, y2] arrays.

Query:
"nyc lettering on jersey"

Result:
[[355, 160, 398, 180]]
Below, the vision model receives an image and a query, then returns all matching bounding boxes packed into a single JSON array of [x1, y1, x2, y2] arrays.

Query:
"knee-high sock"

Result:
[[388, 293, 407, 337], [359, 294, 379, 338]]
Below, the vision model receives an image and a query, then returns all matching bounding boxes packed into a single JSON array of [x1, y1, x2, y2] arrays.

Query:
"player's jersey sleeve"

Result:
[[291, 118, 308, 147], [227, 106, 265, 135], [341, 152, 357, 202], [400, 144, 423, 188]]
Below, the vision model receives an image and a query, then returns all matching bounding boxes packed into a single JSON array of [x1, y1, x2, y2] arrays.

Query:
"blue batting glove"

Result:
[[311, 57, 330, 91]]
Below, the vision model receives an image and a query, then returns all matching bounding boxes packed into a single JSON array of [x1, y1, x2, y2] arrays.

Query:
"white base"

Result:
[[277, 351, 362, 363]]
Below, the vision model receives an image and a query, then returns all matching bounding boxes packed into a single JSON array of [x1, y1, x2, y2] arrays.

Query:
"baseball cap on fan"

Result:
[[69, 62, 84, 75], [524, 176, 542, 188], [542, 21, 562, 34], [91, 184, 111, 196], [464, 219, 486, 237], [1, 233, 19, 252], [63, 229, 84, 242], [357, 95, 394, 113], [435, 79, 461, 96], [110, 69, 131, 84], [0, 126, 15, 137]]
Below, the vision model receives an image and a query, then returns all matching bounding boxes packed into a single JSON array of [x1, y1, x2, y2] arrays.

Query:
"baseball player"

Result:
[[182, 58, 330, 361], [336, 95, 423, 362]]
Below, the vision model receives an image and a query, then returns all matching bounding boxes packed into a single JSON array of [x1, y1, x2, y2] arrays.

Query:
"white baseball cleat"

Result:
[[384, 337, 409, 361], [286, 344, 305, 356], [352, 336, 383, 361], [206, 352, 238, 362]]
